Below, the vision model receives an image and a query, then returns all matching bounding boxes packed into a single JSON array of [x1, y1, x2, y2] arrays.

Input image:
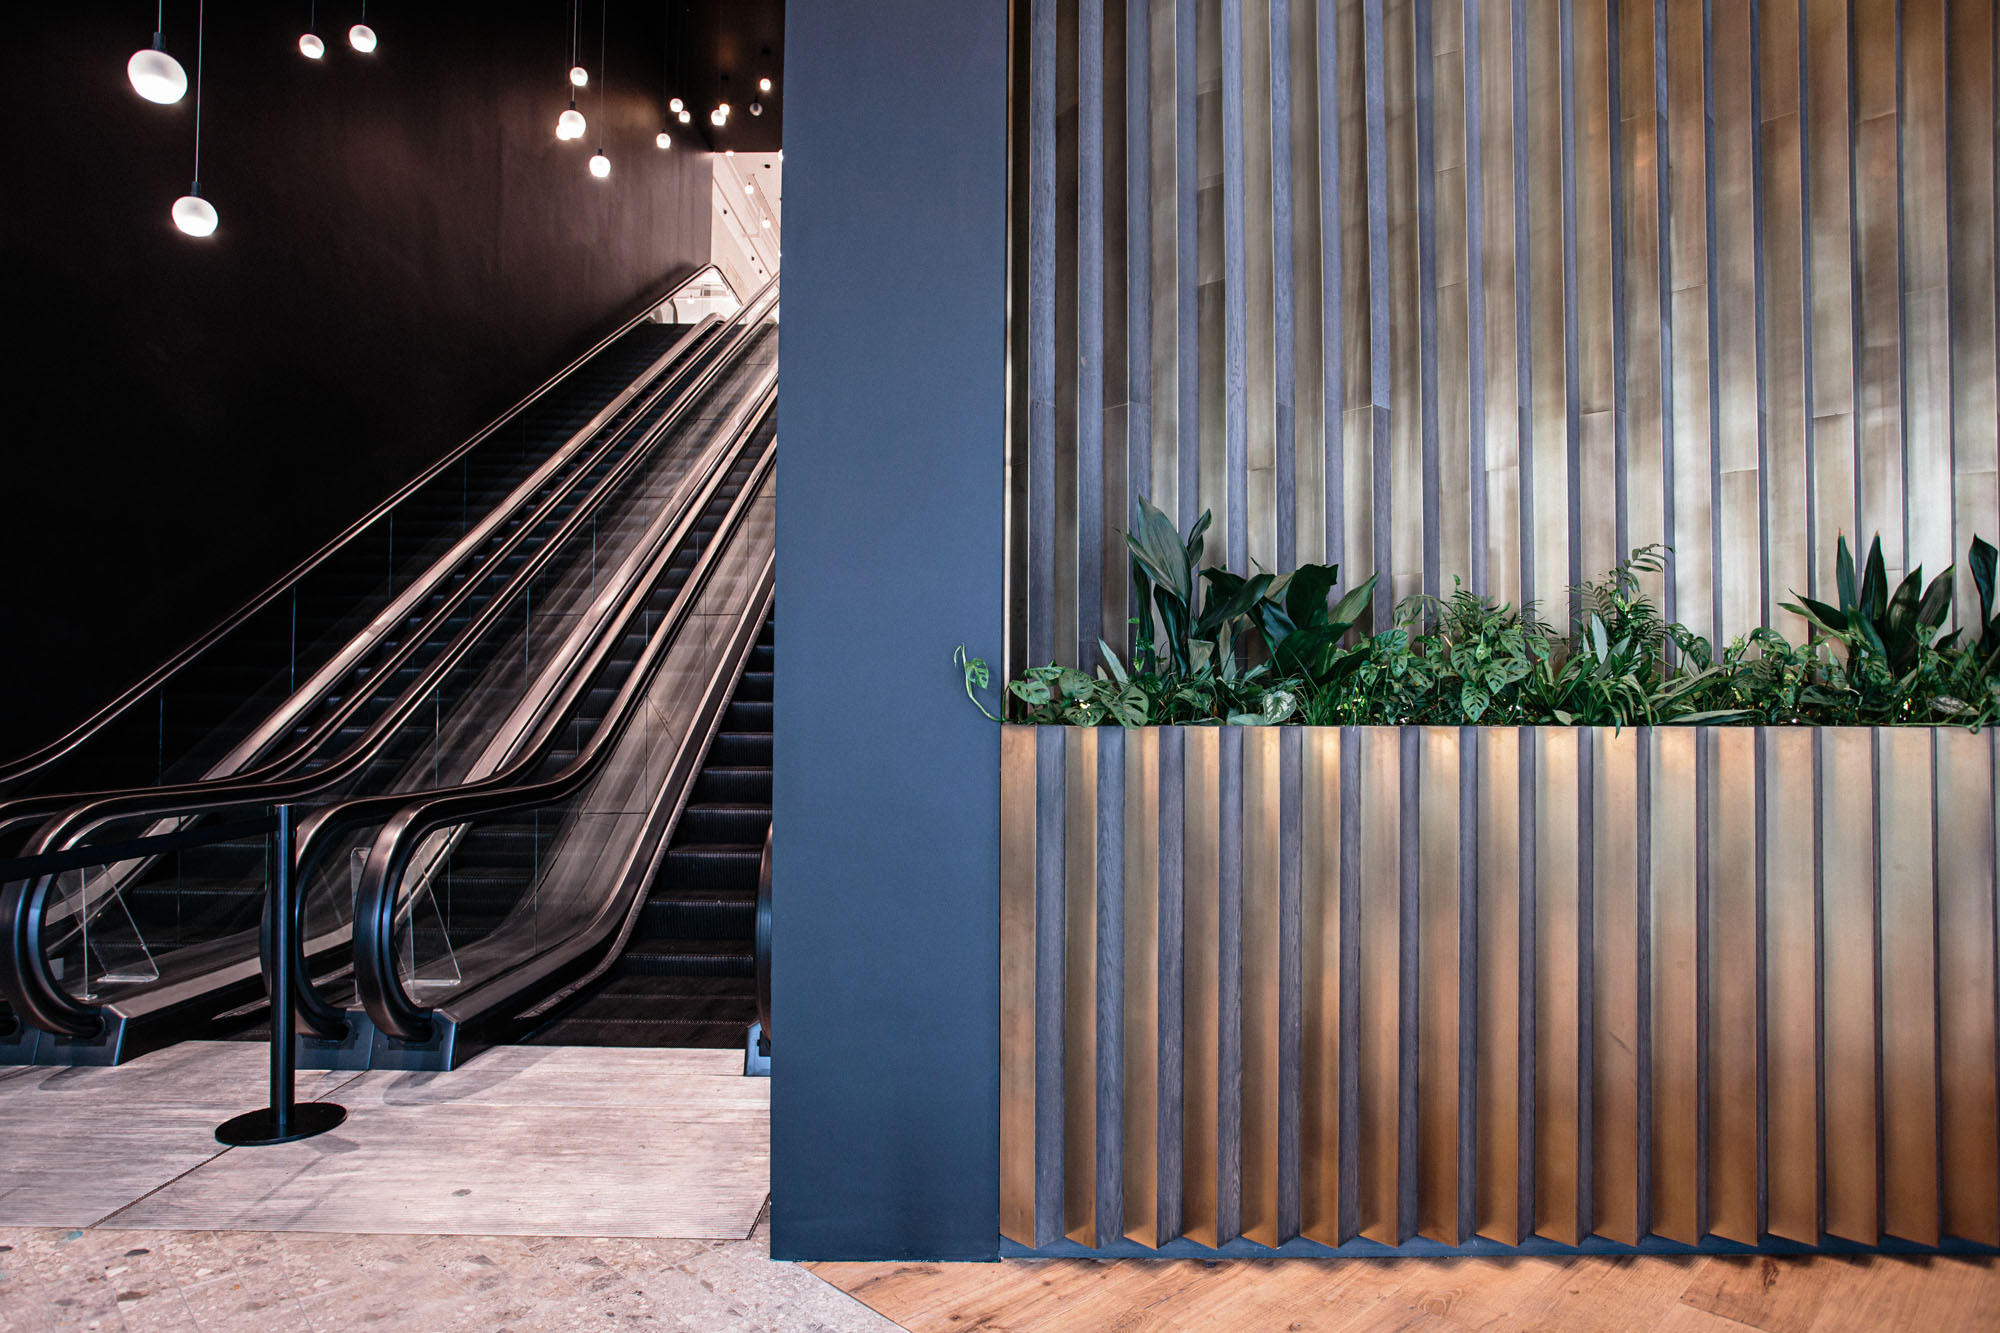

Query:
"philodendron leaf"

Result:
[[1326, 576, 1378, 632], [1284, 563, 1343, 630]]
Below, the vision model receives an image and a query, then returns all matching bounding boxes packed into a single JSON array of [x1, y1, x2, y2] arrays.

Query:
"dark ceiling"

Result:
[[674, 1, 785, 153]]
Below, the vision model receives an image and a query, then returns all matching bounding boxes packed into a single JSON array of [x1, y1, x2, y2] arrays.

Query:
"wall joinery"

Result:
[[998, 724, 2000, 1255], [1010, 0, 2000, 677]]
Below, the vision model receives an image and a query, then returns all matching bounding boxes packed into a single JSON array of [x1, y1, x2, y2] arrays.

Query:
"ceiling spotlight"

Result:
[[557, 104, 586, 140], [172, 188, 218, 238], [669, 97, 684, 113], [349, 23, 377, 53], [749, 101, 763, 116], [299, 31, 325, 59], [677, 108, 691, 124], [127, 39, 188, 104], [656, 131, 672, 149], [589, 150, 611, 178], [758, 77, 772, 93]]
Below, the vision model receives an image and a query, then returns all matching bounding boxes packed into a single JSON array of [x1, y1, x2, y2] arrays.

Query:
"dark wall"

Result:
[[772, 1, 1009, 1259], [0, 1, 711, 758]]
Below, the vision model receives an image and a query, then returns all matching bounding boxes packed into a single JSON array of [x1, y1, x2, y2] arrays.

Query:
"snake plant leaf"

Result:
[[1860, 536, 1888, 622], [1783, 596, 1849, 635], [1972, 536, 1998, 628], [1836, 534, 1858, 614], [1916, 566, 1955, 636]]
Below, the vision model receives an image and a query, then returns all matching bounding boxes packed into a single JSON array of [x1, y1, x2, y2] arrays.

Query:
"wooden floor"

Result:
[[809, 1250, 2000, 1332]]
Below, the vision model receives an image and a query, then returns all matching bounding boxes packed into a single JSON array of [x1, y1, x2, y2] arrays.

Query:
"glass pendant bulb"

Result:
[[569, 65, 589, 87], [710, 107, 726, 127], [348, 22, 377, 53], [589, 151, 611, 178], [758, 77, 772, 93], [557, 105, 586, 140], [656, 131, 672, 149], [749, 101, 763, 116], [669, 97, 684, 113], [677, 108, 691, 124], [127, 41, 188, 104], [172, 189, 219, 237], [299, 32, 325, 59]]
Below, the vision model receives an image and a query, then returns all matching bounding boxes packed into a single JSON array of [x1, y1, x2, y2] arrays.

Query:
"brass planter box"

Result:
[[999, 724, 2000, 1256]]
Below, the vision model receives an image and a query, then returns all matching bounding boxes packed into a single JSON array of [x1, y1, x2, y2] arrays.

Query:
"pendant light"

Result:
[[586, 0, 608, 179], [171, 0, 216, 237], [299, 1, 324, 58], [656, 132, 672, 150], [570, 65, 589, 87], [557, 103, 585, 139], [555, 1, 586, 141], [127, 3, 189, 104], [349, 1, 377, 53]]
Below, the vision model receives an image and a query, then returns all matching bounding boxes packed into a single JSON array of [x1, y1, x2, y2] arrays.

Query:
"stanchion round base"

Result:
[[215, 1101, 347, 1147]]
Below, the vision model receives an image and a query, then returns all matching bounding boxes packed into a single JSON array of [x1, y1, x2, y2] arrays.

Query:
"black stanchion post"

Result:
[[216, 804, 347, 1146]]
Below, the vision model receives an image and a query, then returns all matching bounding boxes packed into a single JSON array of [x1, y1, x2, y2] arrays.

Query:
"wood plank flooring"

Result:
[[808, 1251, 2000, 1332]]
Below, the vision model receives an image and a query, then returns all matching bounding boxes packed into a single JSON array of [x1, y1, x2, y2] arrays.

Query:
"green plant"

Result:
[[1783, 534, 1954, 676]]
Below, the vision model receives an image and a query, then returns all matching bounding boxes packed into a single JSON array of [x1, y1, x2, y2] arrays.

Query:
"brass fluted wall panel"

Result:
[[1011, 0, 2000, 679], [1000, 725, 2000, 1254]]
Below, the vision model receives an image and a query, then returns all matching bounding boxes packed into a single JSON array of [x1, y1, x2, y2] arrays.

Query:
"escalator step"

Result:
[[658, 843, 764, 892], [672, 803, 772, 844], [690, 765, 772, 804], [636, 891, 755, 941], [706, 732, 772, 766], [615, 940, 754, 978]]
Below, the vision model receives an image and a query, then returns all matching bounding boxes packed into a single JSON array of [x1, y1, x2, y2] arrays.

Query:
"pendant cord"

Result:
[[191, 0, 204, 188], [598, 0, 606, 132], [156, 0, 164, 38]]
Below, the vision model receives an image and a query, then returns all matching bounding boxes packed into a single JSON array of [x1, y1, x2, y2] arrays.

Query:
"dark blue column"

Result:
[[772, 0, 1010, 1260]]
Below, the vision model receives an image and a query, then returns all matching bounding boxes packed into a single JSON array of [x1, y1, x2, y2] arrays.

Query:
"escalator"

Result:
[[522, 613, 773, 1049], [1, 268, 779, 1067]]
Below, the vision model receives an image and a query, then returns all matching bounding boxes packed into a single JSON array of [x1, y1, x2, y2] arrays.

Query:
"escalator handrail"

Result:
[[351, 440, 778, 1042], [0, 263, 740, 792], [0, 302, 778, 1037], [275, 386, 778, 1038]]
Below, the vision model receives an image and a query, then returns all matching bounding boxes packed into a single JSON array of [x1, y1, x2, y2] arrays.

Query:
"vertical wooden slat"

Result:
[[1442, 0, 1478, 597], [1121, 728, 1162, 1246], [1877, 727, 1939, 1247], [1666, 0, 1713, 647], [1157, 726, 1188, 1242], [1712, 0, 1764, 640], [1029, 0, 1059, 669], [1357, 724, 1405, 1243], [1570, 0, 1618, 589], [1181, 726, 1220, 1244], [1064, 729, 1100, 1243], [1416, 0, 1445, 604], [1591, 725, 1642, 1245], [1272, 0, 1299, 569], [1901, 0, 1953, 595], [1176, 0, 1201, 532], [1934, 728, 1998, 1247], [1764, 727, 1820, 1245], [1804, 0, 1856, 601], [1300, 728, 1344, 1242], [1094, 727, 1126, 1247], [1316, 0, 1346, 566], [1475, 726, 1522, 1244], [1055, 0, 1083, 669], [1215, 725, 1245, 1241], [1364, 0, 1395, 622], [1245, 0, 1279, 575], [1532, 726, 1583, 1244], [1000, 726, 1040, 1245], [1240, 729, 1284, 1246], [1079, 0, 1107, 672], [1127, 0, 1153, 554], [1277, 726, 1305, 1242], [1034, 726, 1069, 1247], [1947, 0, 1999, 624], [1619, 0, 1667, 614], [1528, 0, 1571, 617], [1821, 725, 1878, 1245], [1650, 724, 1701, 1245], [1761, 0, 1810, 638], [1477, 0, 1522, 608], [1223, 0, 1252, 573], [1851, 0, 1903, 582], [1417, 727, 1465, 1243], [1388, 0, 1421, 612], [1706, 727, 1760, 1245]]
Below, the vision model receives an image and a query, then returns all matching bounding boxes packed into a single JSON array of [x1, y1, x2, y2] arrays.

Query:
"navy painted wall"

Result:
[[0, 1, 712, 758], [772, 1, 1009, 1260]]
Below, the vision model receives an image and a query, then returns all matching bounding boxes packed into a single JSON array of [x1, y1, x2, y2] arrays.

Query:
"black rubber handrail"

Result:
[[0, 290, 778, 1037], [351, 438, 778, 1042], [0, 264, 739, 795], [0, 301, 743, 851], [275, 386, 778, 1038], [756, 825, 773, 1041]]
